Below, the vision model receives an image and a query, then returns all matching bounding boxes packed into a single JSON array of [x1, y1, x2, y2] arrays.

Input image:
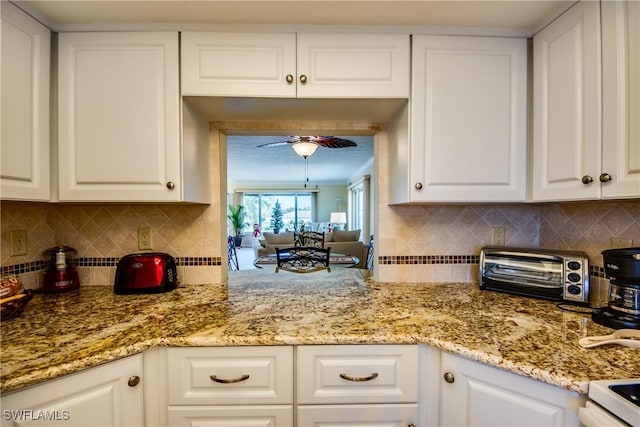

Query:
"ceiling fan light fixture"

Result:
[[292, 141, 318, 158]]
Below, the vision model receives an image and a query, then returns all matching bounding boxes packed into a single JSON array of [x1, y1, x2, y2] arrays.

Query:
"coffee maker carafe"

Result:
[[42, 246, 80, 293]]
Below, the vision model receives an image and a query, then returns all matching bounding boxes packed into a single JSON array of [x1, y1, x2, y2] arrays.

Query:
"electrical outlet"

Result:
[[610, 238, 633, 249], [9, 230, 28, 256], [491, 227, 505, 246], [138, 227, 152, 250]]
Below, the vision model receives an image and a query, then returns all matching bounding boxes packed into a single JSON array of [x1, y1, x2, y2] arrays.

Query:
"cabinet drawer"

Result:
[[297, 403, 418, 427], [168, 405, 293, 426], [297, 345, 418, 404], [168, 346, 293, 405]]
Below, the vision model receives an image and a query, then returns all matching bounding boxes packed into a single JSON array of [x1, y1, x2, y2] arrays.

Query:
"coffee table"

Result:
[[254, 252, 359, 269]]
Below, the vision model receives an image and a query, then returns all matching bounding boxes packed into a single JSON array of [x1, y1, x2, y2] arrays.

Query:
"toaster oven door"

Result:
[[481, 253, 564, 300]]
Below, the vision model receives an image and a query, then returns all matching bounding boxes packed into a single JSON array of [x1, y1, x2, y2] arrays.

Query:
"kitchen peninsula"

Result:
[[2, 269, 637, 396]]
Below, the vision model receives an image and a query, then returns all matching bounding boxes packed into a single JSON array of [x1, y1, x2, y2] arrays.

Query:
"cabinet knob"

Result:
[[415, 182, 423, 190], [286, 74, 294, 83], [299, 74, 308, 84], [599, 173, 613, 183], [443, 372, 455, 383], [581, 175, 594, 185], [128, 376, 140, 387], [166, 181, 175, 190]]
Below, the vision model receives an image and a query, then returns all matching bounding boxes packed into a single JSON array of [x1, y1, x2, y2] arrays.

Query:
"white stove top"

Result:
[[588, 378, 640, 426]]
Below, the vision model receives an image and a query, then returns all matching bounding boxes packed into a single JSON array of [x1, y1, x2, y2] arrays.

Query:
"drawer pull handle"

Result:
[[210, 374, 250, 384], [339, 372, 379, 382]]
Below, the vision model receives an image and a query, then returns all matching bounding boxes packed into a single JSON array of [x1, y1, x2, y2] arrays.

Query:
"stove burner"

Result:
[[592, 307, 640, 329], [609, 383, 640, 408]]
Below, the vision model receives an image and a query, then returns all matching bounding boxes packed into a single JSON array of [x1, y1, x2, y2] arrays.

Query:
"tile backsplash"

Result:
[[1, 202, 221, 288], [2, 199, 638, 292]]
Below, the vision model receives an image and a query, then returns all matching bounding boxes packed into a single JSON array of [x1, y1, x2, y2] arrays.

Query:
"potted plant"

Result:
[[270, 200, 284, 234], [228, 204, 246, 247]]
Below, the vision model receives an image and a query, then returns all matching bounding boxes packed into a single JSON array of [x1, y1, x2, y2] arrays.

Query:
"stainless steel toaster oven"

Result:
[[479, 247, 590, 304]]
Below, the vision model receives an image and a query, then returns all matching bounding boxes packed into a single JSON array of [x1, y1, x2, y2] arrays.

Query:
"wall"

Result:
[[2, 118, 639, 293], [315, 185, 348, 225]]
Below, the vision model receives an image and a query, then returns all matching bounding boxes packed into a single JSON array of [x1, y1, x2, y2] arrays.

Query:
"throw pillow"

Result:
[[333, 229, 361, 242]]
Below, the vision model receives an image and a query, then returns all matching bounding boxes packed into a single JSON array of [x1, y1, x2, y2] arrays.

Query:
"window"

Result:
[[348, 175, 370, 240], [243, 192, 314, 233]]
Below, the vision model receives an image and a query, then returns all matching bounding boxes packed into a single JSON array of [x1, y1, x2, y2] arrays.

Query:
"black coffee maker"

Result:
[[592, 247, 640, 329], [42, 246, 80, 293]]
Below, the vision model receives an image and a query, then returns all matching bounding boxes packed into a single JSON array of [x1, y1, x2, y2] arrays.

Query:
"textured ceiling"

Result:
[[226, 135, 374, 188]]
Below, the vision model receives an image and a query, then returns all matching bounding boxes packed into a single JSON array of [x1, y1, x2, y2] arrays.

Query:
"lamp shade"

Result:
[[292, 141, 318, 158], [330, 212, 347, 224]]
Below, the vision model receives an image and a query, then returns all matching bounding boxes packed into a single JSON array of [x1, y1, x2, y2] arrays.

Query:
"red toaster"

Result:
[[114, 253, 178, 294]]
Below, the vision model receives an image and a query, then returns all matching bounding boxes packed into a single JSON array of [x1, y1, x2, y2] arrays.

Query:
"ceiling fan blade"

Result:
[[314, 136, 358, 148], [256, 140, 294, 148]]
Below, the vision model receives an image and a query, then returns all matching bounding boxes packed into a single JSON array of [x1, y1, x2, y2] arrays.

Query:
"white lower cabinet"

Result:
[[296, 345, 419, 426], [0, 354, 143, 427], [440, 352, 584, 427], [166, 346, 294, 426]]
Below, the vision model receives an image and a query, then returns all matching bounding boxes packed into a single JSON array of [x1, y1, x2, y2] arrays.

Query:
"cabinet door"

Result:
[[532, 0, 601, 201], [601, 0, 640, 199], [181, 32, 296, 97], [410, 35, 527, 202], [296, 33, 410, 98], [168, 405, 293, 427], [440, 352, 582, 427], [0, 2, 50, 201], [297, 404, 418, 427], [0, 355, 143, 427], [58, 32, 181, 201]]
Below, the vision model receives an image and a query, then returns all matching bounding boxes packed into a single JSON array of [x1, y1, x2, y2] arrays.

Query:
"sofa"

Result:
[[255, 230, 369, 268]]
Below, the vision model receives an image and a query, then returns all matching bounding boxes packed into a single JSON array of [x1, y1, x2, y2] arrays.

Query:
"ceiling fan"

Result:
[[256, 136, 357, 157], [257, 136, 357, 188]]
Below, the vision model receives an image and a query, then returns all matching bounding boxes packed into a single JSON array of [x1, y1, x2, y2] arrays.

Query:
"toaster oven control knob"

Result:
[[568, 272, 581, 282], [581, 175, 594, 184], [443, 372, 455, 383], [567, 261, 581, 270], [127, 376, 140, 387], [567, 284, 582, 295], [166, 181, 175, 190], [599, 173, 613, 182]]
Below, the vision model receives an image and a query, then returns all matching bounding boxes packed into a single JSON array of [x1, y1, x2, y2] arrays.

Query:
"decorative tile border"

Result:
[[1, 257, 222, 276], [1, 255, 606, 280], [378, 255, 480, 265]]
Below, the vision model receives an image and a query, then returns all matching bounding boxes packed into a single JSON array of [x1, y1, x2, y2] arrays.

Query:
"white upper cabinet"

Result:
[[393, 35, 527, 203], [181, 32, 410, 98], [532, 0, 639, 201], [57, 31, 209, 202], [601, 0, 640, 199], [1, 2, 50, 201]]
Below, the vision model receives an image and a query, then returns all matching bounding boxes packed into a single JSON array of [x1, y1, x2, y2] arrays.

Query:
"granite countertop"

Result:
[[1, 269, 638, 394]]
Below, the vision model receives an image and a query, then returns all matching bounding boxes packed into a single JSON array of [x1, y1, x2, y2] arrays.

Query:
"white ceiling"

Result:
[[227, 135, 374, 188], [15, 0, 574, 35], [13, 0, 575, 188]]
